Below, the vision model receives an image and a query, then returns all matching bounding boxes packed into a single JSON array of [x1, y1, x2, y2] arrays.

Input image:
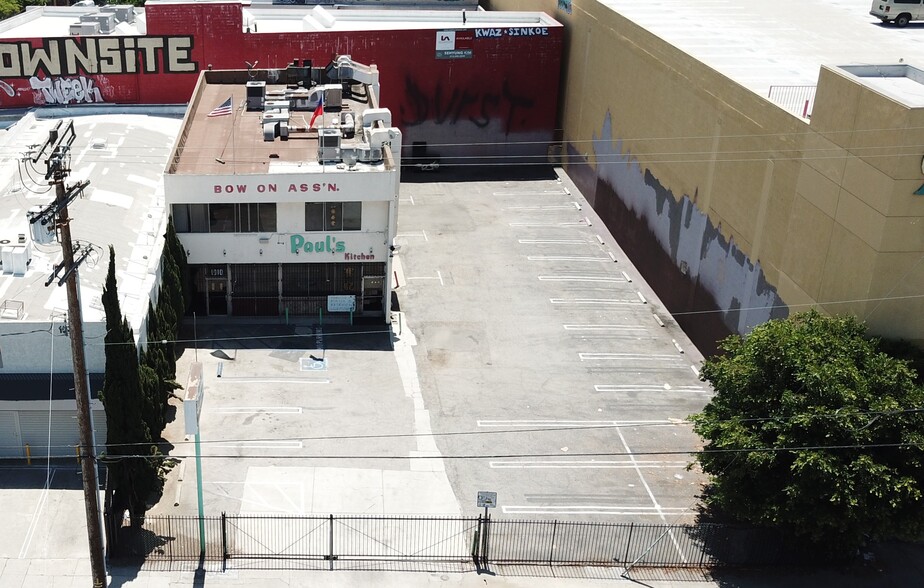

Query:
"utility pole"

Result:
[[31, 120, 107, 587]]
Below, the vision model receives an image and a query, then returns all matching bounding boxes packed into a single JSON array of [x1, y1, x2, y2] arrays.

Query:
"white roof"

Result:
[[0, 4, 556, 38], [0, 113, 181, 329], [603, 0, 924, 97]]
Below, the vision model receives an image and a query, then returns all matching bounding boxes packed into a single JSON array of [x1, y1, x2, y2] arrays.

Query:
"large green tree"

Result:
[[101, 246, 163, 523], [691, 310, 924, 555]]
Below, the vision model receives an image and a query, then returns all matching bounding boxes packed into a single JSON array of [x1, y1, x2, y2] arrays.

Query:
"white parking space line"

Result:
[[493, 191, 570, 196], [594, 384, 707, 393], [399, 194, 416, 205], [490, 460, 689, 469], [214, 441, 304, 449], [518, 239, 586, 244], [216, 377, 330, 384], [616, 427, 688, 562], [539, 275, 625, 283], [407, 270, 444, 286], [504, 204, 578, 210], [215, 407, 304, 414], [477, 419, 677, 428], [528, 256, 611, 262], [551, 298, 640, 305], [580, 353, 681, 361], [502, 505, 693, 516], [510, 221, 588, 227], [396, 230, 429, 241], [563, 324, 647, 331]]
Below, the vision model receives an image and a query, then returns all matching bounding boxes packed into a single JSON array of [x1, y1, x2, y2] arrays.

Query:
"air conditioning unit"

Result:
[[0, 241, 31, 276], [80, 13, 116, 34], [318, 128, 341, 163], [246, 81, 266, 112], [101, 5, 135, 24], [70, 21, 101, 36]]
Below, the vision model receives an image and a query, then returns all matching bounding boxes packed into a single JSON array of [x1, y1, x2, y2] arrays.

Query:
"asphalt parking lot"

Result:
[[155, 167, 711, 527], [393, 168, 708, 522]]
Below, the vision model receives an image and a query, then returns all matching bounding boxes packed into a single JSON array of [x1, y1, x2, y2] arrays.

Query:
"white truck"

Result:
[[871, 0, 924, 27]]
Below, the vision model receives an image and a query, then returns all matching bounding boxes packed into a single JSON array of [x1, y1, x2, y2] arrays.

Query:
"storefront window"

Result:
[[172, 203, 273, 233], [210, 203, 235, 233], [304, 202, 362, 231]]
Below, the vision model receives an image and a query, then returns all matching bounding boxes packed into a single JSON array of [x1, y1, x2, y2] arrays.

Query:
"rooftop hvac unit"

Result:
[[360, 108, 391, 128], [246, 81, 266, 111], [263, 111, 289, 142], [323, 86, 342, 112], [100, 5, 135, 24], [70, 21, 101, 36], [27, 206, 55, 245], [0, 241, 31, 276], [264, 100, 290, 113], [318, 128, 341, 163], [80, 13, 116, 34]]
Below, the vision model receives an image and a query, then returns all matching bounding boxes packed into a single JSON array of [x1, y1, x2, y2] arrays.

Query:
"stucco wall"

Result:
[[489, 0, 924, 352]]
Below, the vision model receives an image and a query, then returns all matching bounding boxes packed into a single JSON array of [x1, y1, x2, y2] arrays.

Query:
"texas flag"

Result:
[[309, 94, 324, 128]]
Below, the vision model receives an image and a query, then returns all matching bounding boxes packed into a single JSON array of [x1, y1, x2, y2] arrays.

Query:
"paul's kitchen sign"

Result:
[[290, 234, 377, 260]]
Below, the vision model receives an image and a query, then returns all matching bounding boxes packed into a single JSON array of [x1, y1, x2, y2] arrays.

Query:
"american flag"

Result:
[[208, 97, 233, 117]]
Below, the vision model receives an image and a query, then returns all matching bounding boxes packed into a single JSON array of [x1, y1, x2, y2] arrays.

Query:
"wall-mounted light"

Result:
[[186, 249, 191, 256], [223, 249, 226, 256], [369, 247, 374, 254], [259, 248, 263, 256]]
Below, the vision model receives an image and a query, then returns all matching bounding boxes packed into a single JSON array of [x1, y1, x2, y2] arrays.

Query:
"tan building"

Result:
[[489, 0, 924, 353]]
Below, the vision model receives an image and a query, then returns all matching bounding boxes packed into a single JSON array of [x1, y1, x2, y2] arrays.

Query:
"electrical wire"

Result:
[[37, 441, 924, 464], [4, 406, 922, 452]]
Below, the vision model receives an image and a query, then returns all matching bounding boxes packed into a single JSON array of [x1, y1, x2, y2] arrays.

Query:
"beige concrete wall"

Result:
[[488, 0, 924, 346]]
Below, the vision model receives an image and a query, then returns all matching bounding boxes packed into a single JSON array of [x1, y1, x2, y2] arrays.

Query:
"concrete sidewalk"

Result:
[[1, 558, 715, 588], [4, 544, 924, 588]]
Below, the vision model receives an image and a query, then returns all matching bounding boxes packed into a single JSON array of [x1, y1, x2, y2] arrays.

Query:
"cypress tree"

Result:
[[101, 246, 163, 523]]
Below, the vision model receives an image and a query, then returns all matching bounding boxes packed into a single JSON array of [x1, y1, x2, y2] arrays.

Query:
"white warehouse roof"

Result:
[[604, 0, 924, 97]]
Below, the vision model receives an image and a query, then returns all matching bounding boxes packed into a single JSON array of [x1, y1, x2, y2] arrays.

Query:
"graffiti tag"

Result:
[[30, 76, 103, 105], [400, 77, 535, 135]]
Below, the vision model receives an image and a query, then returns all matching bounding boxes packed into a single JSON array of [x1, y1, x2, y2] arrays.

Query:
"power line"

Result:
[[45, 441, 924, 464], [7, 406, 923, 452]]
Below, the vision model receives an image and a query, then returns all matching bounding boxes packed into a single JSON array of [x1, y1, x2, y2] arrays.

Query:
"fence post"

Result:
[[481, 512, 491, 570], [328, 514, 334, 571], [471, 514, 482, 567], [548, 520, 558, 567], [221, 512, 228, 571], [622, 522, 635, 565]]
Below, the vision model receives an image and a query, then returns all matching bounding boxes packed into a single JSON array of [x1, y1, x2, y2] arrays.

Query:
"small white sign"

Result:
[[436, 30, 456, 51], [327, 295, 356, 312], [477, 491, 497, 508], [183, 362, 204, 436]]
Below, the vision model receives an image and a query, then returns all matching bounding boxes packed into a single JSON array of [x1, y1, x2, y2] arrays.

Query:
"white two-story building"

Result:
[[165, 57, 401, 321]]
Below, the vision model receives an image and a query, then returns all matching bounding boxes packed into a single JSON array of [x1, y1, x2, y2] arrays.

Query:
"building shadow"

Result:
[[177, 320, 392, 353]]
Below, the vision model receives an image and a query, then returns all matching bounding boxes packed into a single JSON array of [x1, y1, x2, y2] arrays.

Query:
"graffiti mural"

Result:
[[585, 112, 787, 351], [399, 77, 535, 134], [30, 76, 103, 104]]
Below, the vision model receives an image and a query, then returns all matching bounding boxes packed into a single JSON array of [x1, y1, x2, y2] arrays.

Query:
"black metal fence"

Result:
[[109, 513, 804, 571]]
